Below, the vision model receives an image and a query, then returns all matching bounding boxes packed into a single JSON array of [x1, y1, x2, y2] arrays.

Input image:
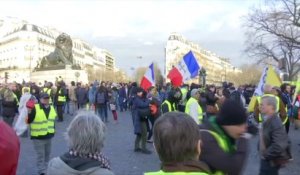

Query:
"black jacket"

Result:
[[261, 115, 291, 161]]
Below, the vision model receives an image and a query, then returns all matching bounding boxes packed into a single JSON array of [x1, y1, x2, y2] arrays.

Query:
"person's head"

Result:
[[149, 86, 158, 96], [66, 112, 106, 154], [216, 88, 223, 96], [23, 87, 29, 93], [169, 87, 182, 102], [153, 112, 201, 163], [263, 84, 273, 94], [136, 87, 144, 97], [190, 89, 200, 100], [271, 87, 281, 96], [40, 93, 50, 105], [71, 81, 75, 86], [209, 85, 216, 93], [281, 83, 291, 94], [260, 96, 277, 116], [216, 99, 247, 139]]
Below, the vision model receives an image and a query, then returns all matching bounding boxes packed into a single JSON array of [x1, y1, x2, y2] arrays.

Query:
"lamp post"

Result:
[[199, 68, 207, 87], [25, 45, 34, 82]]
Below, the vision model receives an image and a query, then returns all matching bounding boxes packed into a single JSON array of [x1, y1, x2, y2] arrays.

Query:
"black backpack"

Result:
[[96, 92, 106, 104]]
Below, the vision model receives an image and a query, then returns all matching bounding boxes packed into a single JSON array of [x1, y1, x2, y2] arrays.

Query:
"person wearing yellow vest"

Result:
[[254, 84, 287, 125], [199, 99, 249, 175], [55, 81, 66, 122], [185, 89, 203, 125], [145, 112, 211, 175], [27, 93, 57, 175], [178, 84, 189, 112], [161, 88, 182, 113], [42, 82, 53, 104]]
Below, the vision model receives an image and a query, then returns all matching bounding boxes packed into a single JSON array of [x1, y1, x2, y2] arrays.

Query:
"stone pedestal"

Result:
[[31, 66, 88, 85]]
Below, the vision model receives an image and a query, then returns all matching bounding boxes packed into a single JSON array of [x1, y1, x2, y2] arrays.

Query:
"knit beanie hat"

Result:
[[216, 99, 247, 126]]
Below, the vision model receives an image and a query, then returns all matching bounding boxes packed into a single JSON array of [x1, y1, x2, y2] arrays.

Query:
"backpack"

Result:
[[96, 92, 106, 104]]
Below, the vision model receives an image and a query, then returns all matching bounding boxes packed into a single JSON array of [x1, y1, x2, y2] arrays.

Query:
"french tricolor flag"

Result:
[[140, 63, 155, 91], [167, 51, 201, 87]]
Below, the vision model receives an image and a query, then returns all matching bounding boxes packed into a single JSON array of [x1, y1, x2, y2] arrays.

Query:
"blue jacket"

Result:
[[88, 85, 97, 104], [133, 96, 149, 134], [119, 87, 127, 99]]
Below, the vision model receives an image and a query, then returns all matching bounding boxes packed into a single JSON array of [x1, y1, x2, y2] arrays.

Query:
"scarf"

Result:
[[69, 149, 111, 170]]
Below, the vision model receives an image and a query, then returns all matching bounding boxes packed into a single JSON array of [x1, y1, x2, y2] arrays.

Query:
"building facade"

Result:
[[0, 18, 115, 83], [165, 33, 241, 85]]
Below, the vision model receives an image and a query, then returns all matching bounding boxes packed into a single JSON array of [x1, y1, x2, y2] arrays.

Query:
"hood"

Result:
[[47, 157, 114, 175]]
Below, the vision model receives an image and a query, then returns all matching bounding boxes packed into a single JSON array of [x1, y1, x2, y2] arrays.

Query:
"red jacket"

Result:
[[0, 121, 20, 175]]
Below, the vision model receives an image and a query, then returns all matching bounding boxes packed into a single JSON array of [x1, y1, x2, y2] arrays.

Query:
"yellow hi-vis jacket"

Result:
[[185, 97, 203, 124], [30, 104, 56, 137], [145, 171, 209, 175], [161, 100, 177, 112], [58, 89, 66, 102], [200, 129, 230, 175], [43, 88, 52, 103]]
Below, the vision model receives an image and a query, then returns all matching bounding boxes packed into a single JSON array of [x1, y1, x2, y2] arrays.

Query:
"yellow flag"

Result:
[[248, 66, 282, 112], [265, 66, 282, 87]]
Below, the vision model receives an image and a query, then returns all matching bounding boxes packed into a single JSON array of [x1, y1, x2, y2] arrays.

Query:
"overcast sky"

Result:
[[0, 0, 262, 74]]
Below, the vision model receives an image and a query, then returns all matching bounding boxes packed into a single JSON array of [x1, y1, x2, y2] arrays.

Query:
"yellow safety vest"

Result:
[[43, 88, 52, 103], [30, 104, 56, 137], [200, 129, 229, 175], [257, 94, 288, 124], [161, 100, 176, 112], [58, 89, 66, 102], [12, 93, 19, 105], [180, 88, 188, 105], [145, 171, 209, 175], [185, 97, 203, 124]]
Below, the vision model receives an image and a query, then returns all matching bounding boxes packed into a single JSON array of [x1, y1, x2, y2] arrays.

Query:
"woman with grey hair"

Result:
[[47, 112, 114, 175]]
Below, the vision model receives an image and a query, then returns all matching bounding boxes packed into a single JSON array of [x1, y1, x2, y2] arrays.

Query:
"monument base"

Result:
[[31, 66, 88, 85]]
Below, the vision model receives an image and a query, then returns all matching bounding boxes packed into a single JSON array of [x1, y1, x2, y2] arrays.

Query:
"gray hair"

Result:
[[66, 111, 106, 154], [263, 84, 273, 94], [261, 96, 277, 110]]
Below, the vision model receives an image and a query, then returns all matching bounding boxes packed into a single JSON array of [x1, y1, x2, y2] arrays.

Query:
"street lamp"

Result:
[[25, 45, 35, 82], [199, 68, 207, 87]]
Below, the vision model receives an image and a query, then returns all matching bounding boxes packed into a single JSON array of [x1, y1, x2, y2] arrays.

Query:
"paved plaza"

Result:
[[16, 111, 300, 175]]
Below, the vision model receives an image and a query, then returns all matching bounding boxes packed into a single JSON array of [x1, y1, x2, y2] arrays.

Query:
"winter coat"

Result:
[[261, 114, 291, 161], [88, 85, 97, 104], [47, 156, 114, 175], [199, 118, 248, 175], [133, 96, 150, 134], [76, 88, 88, 106], [68, 85, 77, 102], [2, 91, 18, 118]]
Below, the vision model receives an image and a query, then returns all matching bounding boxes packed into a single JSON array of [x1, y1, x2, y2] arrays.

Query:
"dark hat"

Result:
[[136, 87, 144, 93], [216, 99, 247, 126], [40, 93, 50, 99]]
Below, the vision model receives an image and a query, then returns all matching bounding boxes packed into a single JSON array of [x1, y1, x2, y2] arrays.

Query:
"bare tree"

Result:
[[245, 0, 300, 80], [227, 64, 263, 86]]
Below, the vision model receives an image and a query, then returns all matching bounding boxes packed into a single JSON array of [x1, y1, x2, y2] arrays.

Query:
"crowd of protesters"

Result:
[[0, 77, 299, 175]]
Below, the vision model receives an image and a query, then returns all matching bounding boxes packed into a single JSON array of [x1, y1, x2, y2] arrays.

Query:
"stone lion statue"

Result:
[[38, 33, 73, 68]]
